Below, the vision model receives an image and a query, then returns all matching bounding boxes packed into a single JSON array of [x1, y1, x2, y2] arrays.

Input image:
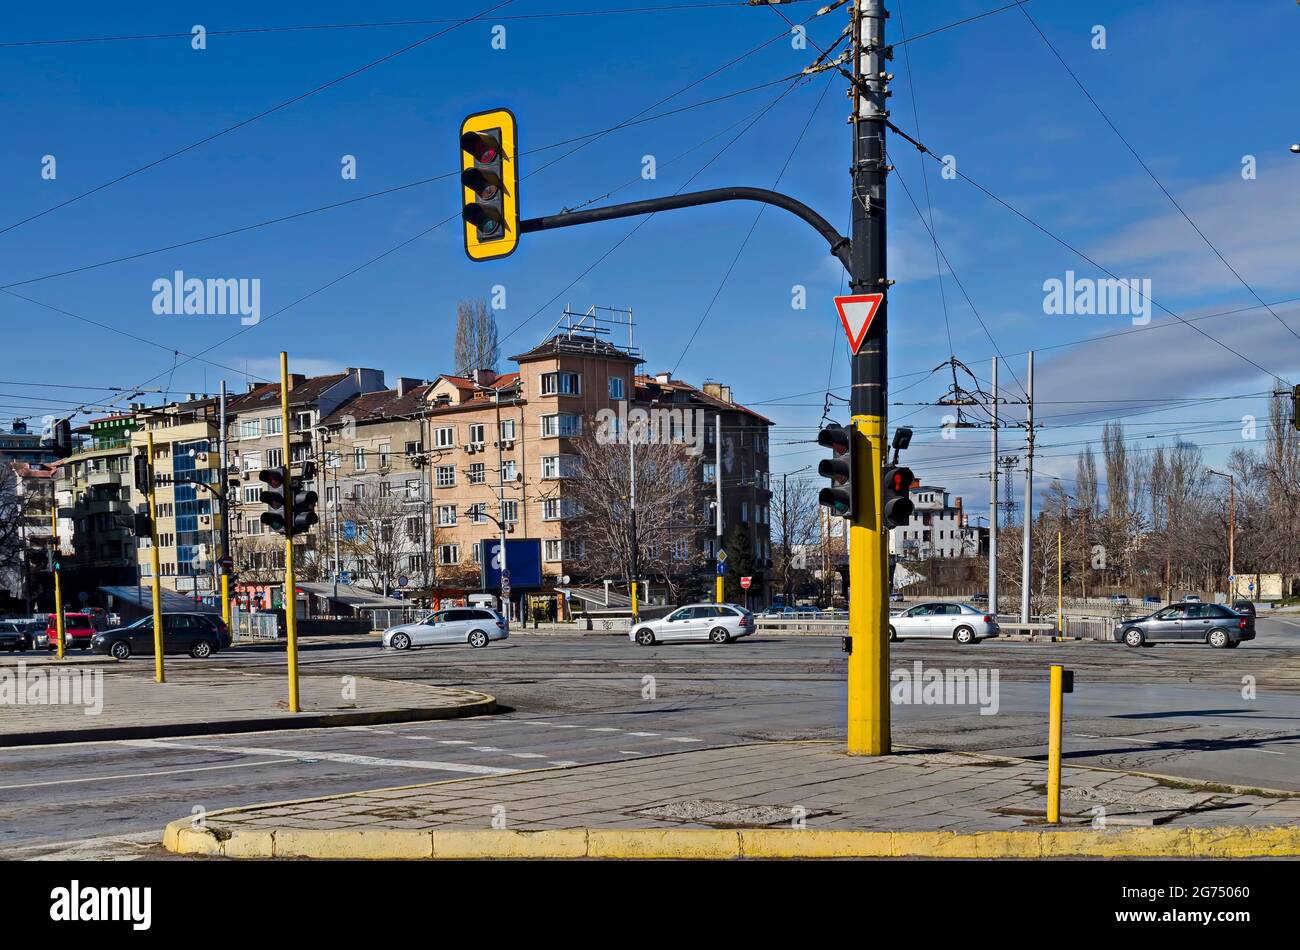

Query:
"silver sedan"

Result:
[[888, 602, 999, 644], [382, 607, 508, 650], [629, 603, 755, 645]]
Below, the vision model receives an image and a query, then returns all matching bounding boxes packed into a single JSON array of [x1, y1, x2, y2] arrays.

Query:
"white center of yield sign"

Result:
[[834, 293, 884, 355]]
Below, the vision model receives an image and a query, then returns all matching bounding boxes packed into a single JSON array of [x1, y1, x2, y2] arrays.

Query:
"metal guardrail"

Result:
[[231, 610, 279, 642]]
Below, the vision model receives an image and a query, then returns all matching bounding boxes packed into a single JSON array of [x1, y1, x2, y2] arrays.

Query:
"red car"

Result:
[[46, 613, 96, 651]]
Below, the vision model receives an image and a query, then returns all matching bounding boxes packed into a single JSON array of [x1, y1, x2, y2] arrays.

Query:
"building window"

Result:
[[544, 539, 563, 562], [238, 420, 259, 439], [500, 459, 517, 483], [405, 478, 421, 498], [266, 448, 283, 468], [541, 371, 581, 396], [434, 426, 455, 448], [379, 481, 392, 497], [405, 517, 422, 537], [468, 503, 488, 524], [542, 497, 577, 520], [353, 447, 366, 471], [437, 505, 457, 527], [703, 462, 716, 484], [541, 455, 576, 479], [541, 413, 582, 437], [609, 377, 625, 400], [438, 544, 459, 566], [407, 554, 425, 571], [436, 465, 456, 488], [353, 483, 367, 501], [264, 416, 282, 436], [405, 440, 422, 456], [243, 486, 259, 502], [499, 419, 516, 442], [501, 500, 518, 523], [468, 423, 485, 445], [378, 444, 391, 468], [468, 463, 485, 485]]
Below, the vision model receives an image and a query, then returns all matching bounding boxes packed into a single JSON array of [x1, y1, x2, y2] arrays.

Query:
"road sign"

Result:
[[834, 293, 884, 355], [78, 591, 89, 603], [740, 576, 752, 590], [398, 575, 409, 588], [218, 555, 234, 572], [716, 562, 726, 576], [717, 550, 727, 563]]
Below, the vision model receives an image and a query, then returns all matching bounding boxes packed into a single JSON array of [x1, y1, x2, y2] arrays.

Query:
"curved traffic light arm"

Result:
[[519, 187, 852, 272]]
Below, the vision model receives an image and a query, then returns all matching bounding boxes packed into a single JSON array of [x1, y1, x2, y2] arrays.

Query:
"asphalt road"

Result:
[[3, 616, 1298, 859]]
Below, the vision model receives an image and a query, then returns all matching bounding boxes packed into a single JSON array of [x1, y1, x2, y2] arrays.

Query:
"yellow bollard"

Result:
[[221, 573, 231, 628], [1047, 664, 1065, 823], [630, 580, 639, 625]]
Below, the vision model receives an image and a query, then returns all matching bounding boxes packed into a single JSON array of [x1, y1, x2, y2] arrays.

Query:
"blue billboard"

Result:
[[480, 538, 543, 590]]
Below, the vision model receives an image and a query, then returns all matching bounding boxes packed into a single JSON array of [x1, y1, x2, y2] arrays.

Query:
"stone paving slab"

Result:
[[0, 665, 493, 745], [164, 741, 1300, 859]]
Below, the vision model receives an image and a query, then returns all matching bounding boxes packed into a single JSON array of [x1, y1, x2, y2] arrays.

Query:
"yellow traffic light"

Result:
[[460, 108, 518, 261]]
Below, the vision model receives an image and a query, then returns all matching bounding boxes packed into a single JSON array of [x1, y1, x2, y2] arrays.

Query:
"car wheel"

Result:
[[709, 627, 730, 644], [1123, 628, 1145, 648], [109, 641, 131, 660], [954, 626, 975, 644], [888, 625, 898, 642], [468, 630, 489, 648], [189, 640, 213, 659], [390, 632, 411, 651], [635, 628, 655, 646], [1208, 629, 1229, 649]]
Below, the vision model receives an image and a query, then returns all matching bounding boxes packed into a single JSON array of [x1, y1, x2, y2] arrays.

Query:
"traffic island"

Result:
[[161, 741, 1300, 859], [0, 668, 495, 746]]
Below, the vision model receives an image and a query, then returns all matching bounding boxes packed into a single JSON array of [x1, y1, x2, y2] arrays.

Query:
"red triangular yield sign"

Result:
[[834, 293, 884, 355]]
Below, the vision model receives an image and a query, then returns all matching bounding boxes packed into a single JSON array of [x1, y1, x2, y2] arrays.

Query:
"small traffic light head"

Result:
[[258, 467, 285, 490], [817, 424, 854, 519], [817, 424, 851, 456], [460, 108, 518, 261], [891, 426, 913, 452], [882, 465, 915, 529]]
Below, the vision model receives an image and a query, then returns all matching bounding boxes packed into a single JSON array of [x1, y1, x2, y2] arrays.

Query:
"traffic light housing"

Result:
[[882, 465, 915, 529], [817, 424, 854, 519], [1062, 563, 1073, 585], [133, 449, 152, 494], [258, 467, 289, 536], [290, 475, 319, 536], [1293, 384, 1300, 432], [460, 108, 518, 261]]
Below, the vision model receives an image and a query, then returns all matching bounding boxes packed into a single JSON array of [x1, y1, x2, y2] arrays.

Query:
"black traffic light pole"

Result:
[[519, 187, 851, 271]]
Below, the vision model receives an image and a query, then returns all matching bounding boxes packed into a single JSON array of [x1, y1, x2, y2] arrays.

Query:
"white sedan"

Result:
[[629, 604, 755, 645], [888, 602, 999, 644], [382, 608, 508, 650]]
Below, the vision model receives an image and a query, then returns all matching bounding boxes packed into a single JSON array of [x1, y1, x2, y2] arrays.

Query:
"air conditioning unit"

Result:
[[464, 443, 477, 453], [502, 439, 515, 449]]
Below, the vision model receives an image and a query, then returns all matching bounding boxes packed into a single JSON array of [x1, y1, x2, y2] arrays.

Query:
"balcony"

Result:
[[88, 470, 122, 488]]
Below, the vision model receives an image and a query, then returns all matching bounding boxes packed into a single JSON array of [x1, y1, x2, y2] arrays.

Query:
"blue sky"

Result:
[[2, 0, 1298, 514]]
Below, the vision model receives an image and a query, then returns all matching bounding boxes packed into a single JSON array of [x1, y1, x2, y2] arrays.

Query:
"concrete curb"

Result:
[[0, 691, 497, 748], [0, 654, 119, 667], [162, 821, 1300, 860]]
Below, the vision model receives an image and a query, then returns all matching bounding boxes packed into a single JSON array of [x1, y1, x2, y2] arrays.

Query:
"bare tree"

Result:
[[0, 463, 28, 598], [564, 433, 706, 599], [771, 474, 818, 601], [339, 490, 421, 594], [453, 298, 500, 377]]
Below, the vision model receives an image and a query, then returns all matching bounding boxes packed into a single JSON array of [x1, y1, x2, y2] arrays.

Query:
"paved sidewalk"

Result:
[[0, 665, 494, 746], [164, 741, 1300, 859]]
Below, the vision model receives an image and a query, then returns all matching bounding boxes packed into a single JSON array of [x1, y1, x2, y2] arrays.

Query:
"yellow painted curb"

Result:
[[162, 819, 1300, 859]]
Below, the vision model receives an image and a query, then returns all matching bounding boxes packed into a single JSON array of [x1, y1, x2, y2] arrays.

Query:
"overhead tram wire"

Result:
[[0, 2, 824, 48], [1014, 2, 1300, 345], [671, 73, 838, 372], [0, 1, 514, 240]]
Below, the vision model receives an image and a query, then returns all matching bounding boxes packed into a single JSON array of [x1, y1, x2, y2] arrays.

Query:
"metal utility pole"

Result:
[[628, 419, 639, 622], [988, 358, 998, 614], [1020, 351, 1035, 624], [846, 0, 891, 756], [145, 430, 165, 683], [715, 413, 723, 604], [279, 353, 301, 713], [219, 379, 231, 626]]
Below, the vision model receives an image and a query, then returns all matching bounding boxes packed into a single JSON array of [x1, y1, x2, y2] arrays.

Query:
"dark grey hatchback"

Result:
[[1115, 602, 1255, 648], [91, 613, 226, 660]]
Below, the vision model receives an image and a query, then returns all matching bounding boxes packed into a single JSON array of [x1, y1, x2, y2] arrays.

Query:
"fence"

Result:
[[231, 610, 279, 642], [360, 607, 425, 631]]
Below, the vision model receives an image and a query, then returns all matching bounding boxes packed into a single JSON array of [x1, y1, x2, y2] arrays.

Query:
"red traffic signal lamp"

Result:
[[882, 465, 915, 529], [460, 108, 518, 261], [817, 424, 854, 519], [258, 467, 289, 536]]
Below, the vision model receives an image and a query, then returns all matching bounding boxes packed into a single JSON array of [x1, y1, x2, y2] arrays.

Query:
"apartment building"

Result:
[[129, 396, 223, 598], [224, 368, 385, 604], [889, 485, 987, 560], [55, 414, 139, 589]]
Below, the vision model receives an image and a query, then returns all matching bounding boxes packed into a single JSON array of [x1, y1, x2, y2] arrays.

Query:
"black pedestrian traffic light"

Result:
[[460, 108, 519, 261], [289, 475, 319, 536], [1062, 563, 1073, 584], [817, 424, 854, 519], [882, 465, 915, 529], [258, 467, 289, 536], [133, 449, 152, 494]]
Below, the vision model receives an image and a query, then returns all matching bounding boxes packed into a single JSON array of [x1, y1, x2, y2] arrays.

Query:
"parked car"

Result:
[[91, 613, 227, 659], [887, 602, 999, 644], [382, 608, 508, 650], [1232, 600, 1256, 618], [1114, 602, 1254, 648], [630, 603, 755, 645], [891, 590, 906, 603], [969, 592, 988, 606], [1183, 594, 1202, 603], [759, 606, 796, 618], [46, 613, 97, 651], [792, 605, 821, 616]]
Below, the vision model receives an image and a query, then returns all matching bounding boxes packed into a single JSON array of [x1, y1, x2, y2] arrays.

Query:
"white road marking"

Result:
[[470, 746, 503, 752], [618, 751, 643, 756], [587, 727, 620, 733], [0, 759, 284, 791], [121, 739, 516, 775], [627, 732, 659, 737], [507, 752, 547, 759], [548, 760, 579, 767], [666, 737, 702, 743], [438, 740, 473, 745]]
